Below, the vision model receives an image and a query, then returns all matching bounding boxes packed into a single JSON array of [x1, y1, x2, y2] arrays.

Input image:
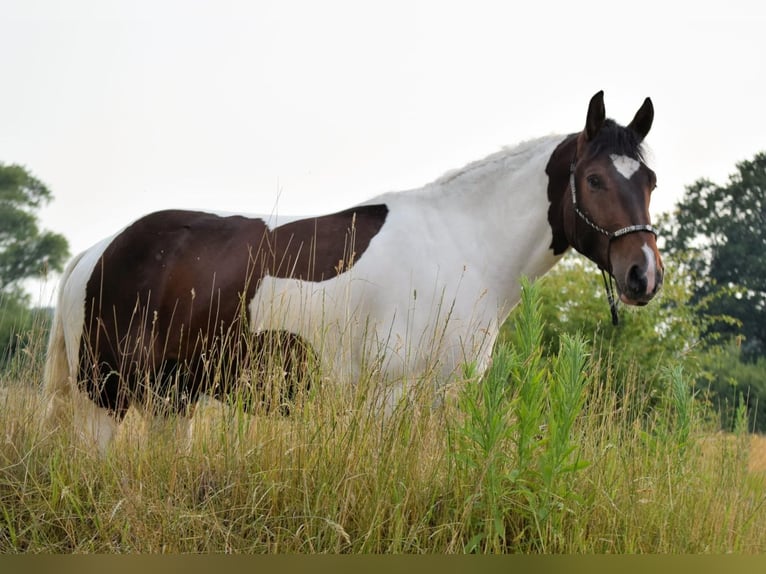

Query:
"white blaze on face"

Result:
[[610, 154, 641, 179], [641, 242, 657, 295]]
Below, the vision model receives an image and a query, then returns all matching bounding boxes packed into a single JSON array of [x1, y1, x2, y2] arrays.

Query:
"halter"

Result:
[[569, 160, 658, 325]]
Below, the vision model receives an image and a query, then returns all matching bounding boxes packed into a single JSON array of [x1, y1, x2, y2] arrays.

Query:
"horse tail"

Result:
[[42, 251, 86, 428]]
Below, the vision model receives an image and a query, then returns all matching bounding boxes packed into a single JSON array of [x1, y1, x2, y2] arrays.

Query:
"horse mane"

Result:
[[433, 122, 646, 190], [433, 135, 561, 188]]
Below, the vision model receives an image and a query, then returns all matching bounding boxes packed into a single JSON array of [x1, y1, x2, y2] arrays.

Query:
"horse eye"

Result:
[[586, 174, 602, 189]]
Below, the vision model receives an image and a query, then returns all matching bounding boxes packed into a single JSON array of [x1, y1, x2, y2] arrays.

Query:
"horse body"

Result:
[[43, 91, 664, 452]]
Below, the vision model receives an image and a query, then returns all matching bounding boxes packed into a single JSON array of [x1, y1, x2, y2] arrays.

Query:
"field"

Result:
[[1, 282, 766, 553]]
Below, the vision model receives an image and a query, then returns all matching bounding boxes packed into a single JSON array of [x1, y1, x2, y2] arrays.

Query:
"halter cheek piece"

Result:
[[569, 160, 658, 325]]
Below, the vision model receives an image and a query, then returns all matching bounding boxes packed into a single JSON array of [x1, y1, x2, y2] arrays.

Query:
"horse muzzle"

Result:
[[618, 260, 664, 306]]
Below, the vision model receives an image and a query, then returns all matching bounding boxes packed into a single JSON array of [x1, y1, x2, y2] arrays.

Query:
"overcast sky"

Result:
[[2, 0, 765, 304]]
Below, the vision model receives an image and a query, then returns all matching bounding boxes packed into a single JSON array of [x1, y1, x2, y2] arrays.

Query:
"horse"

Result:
[[43, 91, 663, 453]]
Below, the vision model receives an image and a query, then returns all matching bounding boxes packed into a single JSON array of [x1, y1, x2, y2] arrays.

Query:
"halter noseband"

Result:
[[569, 160, 658, 325]]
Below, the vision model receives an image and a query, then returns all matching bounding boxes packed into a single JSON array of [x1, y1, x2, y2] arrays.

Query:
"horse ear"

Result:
[[585, 90, 606, 141], [628, 97, 654, 141]]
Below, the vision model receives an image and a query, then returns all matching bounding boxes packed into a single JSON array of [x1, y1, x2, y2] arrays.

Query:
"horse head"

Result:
[[549, 91, 664, 312]]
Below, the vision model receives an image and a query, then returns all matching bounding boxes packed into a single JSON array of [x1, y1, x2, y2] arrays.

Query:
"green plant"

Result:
[[450, 277, 590, 552]]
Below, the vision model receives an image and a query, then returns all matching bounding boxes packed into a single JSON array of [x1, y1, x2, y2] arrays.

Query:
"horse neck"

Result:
[[404, 134, 567, 315]]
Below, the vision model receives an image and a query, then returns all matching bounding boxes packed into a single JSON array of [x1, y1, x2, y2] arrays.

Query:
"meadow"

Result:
[[1, 279, 765, 553]]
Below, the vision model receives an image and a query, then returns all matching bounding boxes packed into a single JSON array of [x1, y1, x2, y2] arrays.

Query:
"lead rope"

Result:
[[601, 268, 620, 326]]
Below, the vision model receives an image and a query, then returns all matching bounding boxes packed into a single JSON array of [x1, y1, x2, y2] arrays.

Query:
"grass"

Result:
[[1, 279, 766, 553]]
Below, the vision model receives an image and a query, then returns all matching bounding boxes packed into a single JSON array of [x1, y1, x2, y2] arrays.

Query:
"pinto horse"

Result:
[[43, 91, 663, 452]]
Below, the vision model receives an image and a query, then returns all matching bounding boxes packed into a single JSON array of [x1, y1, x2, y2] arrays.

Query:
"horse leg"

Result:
[[44, 369, 122, 456], [42, 301, 74, 433], [135, 359, 199, 451], [42, 251, 87, 435], [175, 409, 196, 452], [137, 402, 196, 453], [72, 392, 122, 456], [41, 299, 119, 455]]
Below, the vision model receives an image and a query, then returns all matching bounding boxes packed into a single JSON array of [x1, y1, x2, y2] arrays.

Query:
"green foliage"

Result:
[[499, 253, 711, 400], [0, 162, 69, 295], [655, 365, 697, 454], [652, 151, 766, 430], [0, 291, 51, 373], [0, 294, 31, 366], [698, 341, 766, 432], [496, 254, 766, 433], [661, 151, 766, 361]]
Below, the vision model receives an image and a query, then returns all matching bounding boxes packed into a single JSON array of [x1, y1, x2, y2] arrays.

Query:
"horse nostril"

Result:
[[627, 264, 647, 297]]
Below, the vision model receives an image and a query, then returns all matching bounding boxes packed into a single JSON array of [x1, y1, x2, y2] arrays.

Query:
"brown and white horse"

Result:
[[43, 91, 663, 452]]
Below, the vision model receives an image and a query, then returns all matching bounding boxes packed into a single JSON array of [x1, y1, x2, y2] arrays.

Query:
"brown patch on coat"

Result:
[[78, 205, 388, 417]]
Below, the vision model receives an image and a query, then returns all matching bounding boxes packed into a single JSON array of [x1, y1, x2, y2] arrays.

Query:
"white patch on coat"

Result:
[[58, 234, 118, 376], [610, 154, 641, 179]]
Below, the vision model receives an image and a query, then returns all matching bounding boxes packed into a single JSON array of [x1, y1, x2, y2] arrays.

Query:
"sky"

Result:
[[2, 0, 765, 304]]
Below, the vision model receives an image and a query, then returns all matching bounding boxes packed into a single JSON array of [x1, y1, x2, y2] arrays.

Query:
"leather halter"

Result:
[[569, 160, 658, 325]]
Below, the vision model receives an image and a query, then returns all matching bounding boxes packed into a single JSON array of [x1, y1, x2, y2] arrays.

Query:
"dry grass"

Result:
[[747, 435, 766, 474], [3, 368, 766, 553], [2, 282, 766, 553]]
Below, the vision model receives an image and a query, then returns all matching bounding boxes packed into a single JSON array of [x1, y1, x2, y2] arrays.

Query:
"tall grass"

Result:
[[1, 279, 766, 553]]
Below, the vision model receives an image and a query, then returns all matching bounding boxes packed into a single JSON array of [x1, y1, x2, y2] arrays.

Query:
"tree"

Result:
[[0, 163, 69, 298], [1, 163, 69, 370], [661, 152, 766, 362]]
